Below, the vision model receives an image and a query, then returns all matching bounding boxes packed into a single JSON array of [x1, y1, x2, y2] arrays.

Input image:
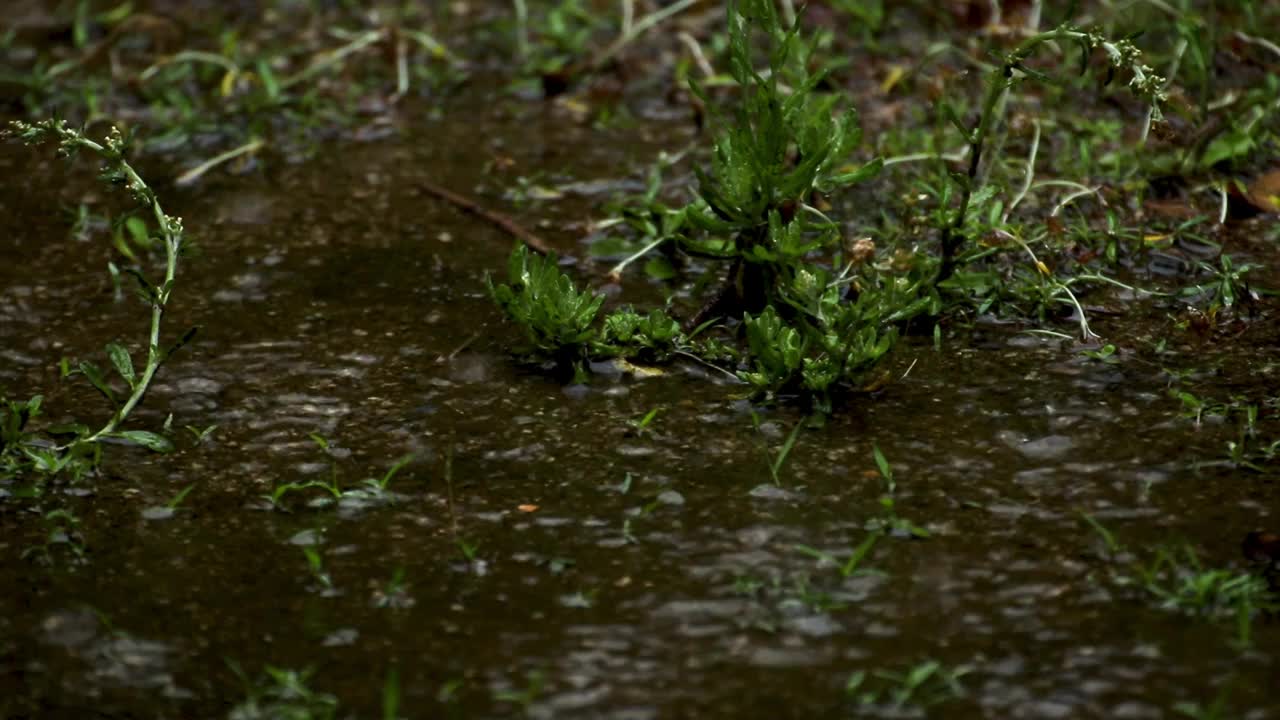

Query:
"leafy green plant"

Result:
[[597, 307, 683, 360], [489, 246, 605, 364], [490, 1, 918, 413], [679, 0, 881, 312], [5, 119, 196, 477]]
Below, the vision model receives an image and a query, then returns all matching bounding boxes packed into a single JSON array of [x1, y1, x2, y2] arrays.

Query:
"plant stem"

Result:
[[82, 139, 182, 444], [936, 25, 1163, 285]]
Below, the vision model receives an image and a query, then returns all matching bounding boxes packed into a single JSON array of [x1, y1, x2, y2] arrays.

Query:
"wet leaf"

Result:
[[78, 361, 117, 404], [112, 430, 174, 453], [105, 342, 135, 388], [643, 256, 676, 280]]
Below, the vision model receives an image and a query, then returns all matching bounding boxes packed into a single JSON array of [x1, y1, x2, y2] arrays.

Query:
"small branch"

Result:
[[416, 179, 552, 255]]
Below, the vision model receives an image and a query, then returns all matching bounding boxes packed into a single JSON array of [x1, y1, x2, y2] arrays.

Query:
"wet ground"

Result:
[[3, 3, 1280, 719]]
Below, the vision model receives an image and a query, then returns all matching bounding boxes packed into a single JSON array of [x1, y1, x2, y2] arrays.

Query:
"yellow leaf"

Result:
[[880, 65, 907, 94], [220, 69, 238, 97]]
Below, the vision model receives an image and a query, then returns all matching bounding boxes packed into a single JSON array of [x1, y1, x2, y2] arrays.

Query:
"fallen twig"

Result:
[[417, 179, 552, 255]]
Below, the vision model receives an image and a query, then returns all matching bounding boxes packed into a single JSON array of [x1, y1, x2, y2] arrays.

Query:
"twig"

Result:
[[416, 179, 552, 255]]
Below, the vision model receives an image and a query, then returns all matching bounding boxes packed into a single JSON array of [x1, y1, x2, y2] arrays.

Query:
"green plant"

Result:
[[845, 660, 970, 711], [21, 508, 87, 565], [598, 308, 683, 361], [493, 670, 545, 714], [750, 413, 804, 486], [490, 1, 921, 414], [1181, 255, 1258, 312], [866, 444, 929, 539], [933, 22, 1166, 283], [1084, 519, 1278, 648], [489, 246, 605, 365], [5, 119, 196, 475], [795, 533, 881, 579], [228, 662, 338, 720], [302, 546, 334, 592]]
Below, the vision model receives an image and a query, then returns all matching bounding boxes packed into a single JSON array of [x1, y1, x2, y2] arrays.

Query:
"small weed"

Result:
[[866, 445, 929, 539], [845, 660, 970, 711], [751, 413, 803, 486], [185, 424, 218, 444], [22, 508, 87, 565], [493, 670, 545, 714], [372, 567, 414, 610], [1174, 686, 1238, 720], [1084, 518, 1278, 648], [628, 406, 664, 436], [301, 546, 334, 593], [795, 533, 882, 579], [227, 662, 338, 720], [262, 446, 416, 511]]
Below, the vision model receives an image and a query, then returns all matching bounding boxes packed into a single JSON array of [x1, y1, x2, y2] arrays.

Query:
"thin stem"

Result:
[[608, 235, 670, 279], [280, 28, 384, 90], [1004, 119, 1040, 222], [591, 0, 700, 71], [513, 0, 529, 60], [138, 50, 241, 82], [81, 140, 182, 443]]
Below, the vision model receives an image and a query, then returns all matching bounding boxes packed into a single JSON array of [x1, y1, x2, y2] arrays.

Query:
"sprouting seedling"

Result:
[[770, 421, 803, 486], [301, 546, 333, 591], [166, 484, 196, 510], [456, 538, 479, 562], [1080, 513, 1123, 557], [622, 497, 662, 544], [795, 533, 882, 579], [629, 406, 664, 435], [262, 479, 336, 511], [847, 660, 971, 710], [751, 412, 804, 486], [493, 670, 546, 714], [868, 445, 930, 539], [374, 568, 414, 610], [872, 443, 894, 495], [185, 424, 218, 444], [362, 453, 416, 494]]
